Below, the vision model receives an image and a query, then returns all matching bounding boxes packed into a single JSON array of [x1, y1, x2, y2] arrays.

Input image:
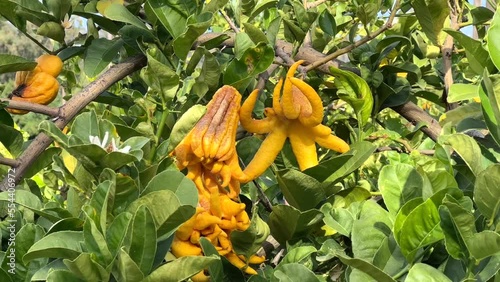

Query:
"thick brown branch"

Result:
[[0, 55, 147, 191], [391, 102, 442, 141], [1, 99, 60, 117]]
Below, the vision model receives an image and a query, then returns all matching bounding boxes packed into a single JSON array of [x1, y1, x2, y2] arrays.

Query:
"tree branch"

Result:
[[306, 0, 328, 9], [0, 55, 147, 191], [441, 0, 460, 110], [0, 157, 20, 167], [391, 102, 442, 141], [304, 0, 400, 72], [1, 99, 60, 117]]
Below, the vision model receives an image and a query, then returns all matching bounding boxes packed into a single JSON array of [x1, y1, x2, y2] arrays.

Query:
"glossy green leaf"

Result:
[[329, 67, 374, 127], [321, 202, 357, 236], [83, 38, 124, 77], [406, 263, 452, 282], [145, 0, 196, 38], [395, 197, 444, 262], [0, 54, 36, 74], [372, 235, 407, 277], [474, 164, 500, 222], [487, 9, 500, 71], [45, 0, 71, 21], [411, 0, 449, 45], [318, 9, 336, 36], [83, 210, 113, 266], [478, 72, 500, 147], [45, 269, 84, 281], [243, 22, 268, 44], [142, 170, 198, 207], [305, 141, 376, 184], [63, 252, 110, 281], [276, 169, 324, 211], [272, 263, 320, 282], [351, 200, 392, 262], [280, 246, 316, 265], [106, 212, 133, 257], [142, 255, 219, 282], [268, 205, 323, 244], [338, 254, 396, 282], [379, 163, 423, 216], [444, 29, 493, 74], [447, 84, 479, 103], [23, 231, 83, 263], [440, 133, 486, 176], [101, 3, 150, 32], [89, 178, 115, 233]]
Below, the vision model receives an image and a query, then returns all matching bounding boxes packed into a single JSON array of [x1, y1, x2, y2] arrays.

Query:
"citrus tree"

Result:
[[0, 0, 499, 281]]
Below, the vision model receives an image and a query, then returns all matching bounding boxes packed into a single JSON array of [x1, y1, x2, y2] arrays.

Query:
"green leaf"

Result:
[[36, 21, 65, 42], [394, 197, 444, 262], [440, 133, 487, 176], [167, 104, 206, 153], [321, 202, 357, 236], [268, 205, 323, 244], [83, 210, 113, 266], [142, 255, 219, 282], [173, 12, 212, 60], [145, 0, 196, 38], [142, 170, 198, 207], [280, 246, 316, 265], [63, 253, 110, 281], [305, 141, 376, 184], [474, 164, 500, 222], [406, 263, 452, 282], [411, 0, 449, 45], [0, 54, 36, 74], [46, 270, 84, 281], [351, 201, 392, 262], [126, 190, 195, 238], [89, 179, 116, 233], [243, 22, 269, 44], [487, 9, 500, 71], [128, 205, 157, 275], [337, 254, 396, 282], [83, 38, 124, 77], [444, 29, 493, 75], [23, 231, 83, 263], [318, 9, 336, 36], [199, 238, 223, 282], [140, 48, 179, 102], [101, 3, 151, 32], [447, 83, 479, 103], [114, 248, 145, 282], [24, 147, 61, 178], [478, 72, 500, 147], [223, 42, 275, 91], [276, 169, 324, 211], [272, 263, 320, 282], [378, 164, 423, 216], [372, 235, 407, 277], [231, 212, 270, 258], [329, 67, 374, 128], [0, 124, 23, 157], [357, 3, 378, 26]]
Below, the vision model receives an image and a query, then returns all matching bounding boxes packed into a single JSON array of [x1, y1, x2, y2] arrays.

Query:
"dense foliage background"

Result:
[[0, 0, 499, 281]]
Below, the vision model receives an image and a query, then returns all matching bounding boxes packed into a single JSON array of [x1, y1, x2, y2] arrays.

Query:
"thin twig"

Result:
[[220, 10, 240, 33], [304, 0, 400, 72], [252, 179, 274, 213], [0, 157, 20, 167], [1, 98, 60, 117], [19, 29, 51, 54]]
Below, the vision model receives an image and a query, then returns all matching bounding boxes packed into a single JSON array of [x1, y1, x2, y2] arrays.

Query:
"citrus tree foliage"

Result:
[[0, 0, 499, 281]]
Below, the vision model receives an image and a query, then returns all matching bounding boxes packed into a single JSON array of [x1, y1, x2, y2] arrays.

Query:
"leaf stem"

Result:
[[149, 107, 169, 162]]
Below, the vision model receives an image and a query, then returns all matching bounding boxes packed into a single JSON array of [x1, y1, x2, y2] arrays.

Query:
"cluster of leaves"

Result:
[[0, 0, 499, 281]]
